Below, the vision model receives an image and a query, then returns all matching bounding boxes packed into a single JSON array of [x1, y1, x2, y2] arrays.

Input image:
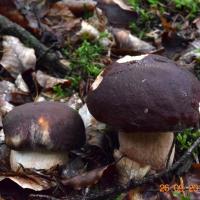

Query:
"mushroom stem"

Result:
[[10, 150, 68, 171], [118, 131, 175, 170]]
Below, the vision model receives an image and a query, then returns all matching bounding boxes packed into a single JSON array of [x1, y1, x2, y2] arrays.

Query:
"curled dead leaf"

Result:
[[0, 98, 14, 116], [111, 28, 155, 54], [0, 174, 56, 191], [62, 164, 113, 190], [97, 0, 137, 28], [63, 0, 97, 16], [42, 1, 81, 45], [0, 36, 36, 78], [35, 70, 70, 90], [0, 0, 30, 30], [67, 93, 83, 110], [15, 74, 30, 93], [0, 80, 31, 106]]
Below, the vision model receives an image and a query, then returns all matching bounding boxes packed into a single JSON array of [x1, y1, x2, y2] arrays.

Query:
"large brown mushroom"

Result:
[[2, 101, 85, 171], [86, 54, 200, 170]]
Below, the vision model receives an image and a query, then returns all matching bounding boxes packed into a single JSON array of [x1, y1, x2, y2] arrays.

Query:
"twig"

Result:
[[29, 194, 60, 200], [0, 15, 69, 76], [86, 136, 200, 200], [29, 136, 200, 200]]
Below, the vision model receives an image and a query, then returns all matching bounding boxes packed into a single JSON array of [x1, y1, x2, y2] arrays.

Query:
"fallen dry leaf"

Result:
[[97, 0, 137, 28], [0, 98, 14, 116], [35, 70, 71, 90], [42, 1, 81, 45], [0, 36, 36, 78], [0, 174, 56, 191], [0, 0, 30, 30], [62, 164, 113, 190], [79, 104, 105, 129], [63, 0, 97, 16], [178, 39, 200, 68], [67, 93, 83, 110], [15, 74, 30, 93], [112, 0, 132, 11], [0, 80, 31, 106], [14, 0, 48, 32], [111, 28, 155, 54]]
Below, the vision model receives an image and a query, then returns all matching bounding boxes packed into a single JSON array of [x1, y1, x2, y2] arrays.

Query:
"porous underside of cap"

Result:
[[3, 102, 86, 150], [87, 54, 200, 132]]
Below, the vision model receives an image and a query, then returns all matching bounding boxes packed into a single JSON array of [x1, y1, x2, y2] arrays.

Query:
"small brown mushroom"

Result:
[[86, 54, 200, 170], [2, 101, 85, 171]]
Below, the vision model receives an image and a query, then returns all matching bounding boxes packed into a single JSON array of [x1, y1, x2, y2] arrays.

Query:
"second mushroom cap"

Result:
[[86, 54, 200, 132]]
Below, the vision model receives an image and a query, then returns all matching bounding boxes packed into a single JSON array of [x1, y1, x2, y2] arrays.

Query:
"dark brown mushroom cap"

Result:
[[86, 54, 200, 132], [3, 102, 85, 151]]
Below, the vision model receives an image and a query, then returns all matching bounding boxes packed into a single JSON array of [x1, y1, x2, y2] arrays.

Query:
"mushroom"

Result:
[[86, 54, 200, 170], [2, 101, 85, 171]]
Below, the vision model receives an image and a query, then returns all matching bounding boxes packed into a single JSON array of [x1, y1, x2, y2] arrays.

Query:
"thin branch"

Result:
[[29, 194, 60, 200], [29, 136, 200, 200], [84, 136, 200, 200], [0, 15, 69, 76]]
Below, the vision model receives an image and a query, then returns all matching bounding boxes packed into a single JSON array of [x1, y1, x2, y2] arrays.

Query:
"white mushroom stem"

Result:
[[118, 131, 175, 170], [10, 150, 68, 171]]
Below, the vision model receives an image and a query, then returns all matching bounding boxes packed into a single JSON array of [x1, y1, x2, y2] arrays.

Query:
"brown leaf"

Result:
[[35, 70, 71, 90], [67, 93, 83, 110], [0, 0, 30, 30], [0, 174, 56, 191], [0, 98, 14, 116], [15, 74, 30, 93], [62, 164, 113, 190], [193, 17, 200, 32], [159, 14, 176, 33], [14, 0, 49, 32], [63, 0, 97, 16], [42, 1, 81, 45], [97, 0, 137, 28], [0, 80, 31, 105], [111, 28, 155, 55], [0, 36, 36, 78]]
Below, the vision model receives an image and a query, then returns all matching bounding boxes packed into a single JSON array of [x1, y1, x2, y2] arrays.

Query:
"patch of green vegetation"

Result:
[[61, 36, 106, 93], [128, 0, 200, 38], [112, 195, 122, 200], [52, 84, 71, 98], [71, 40, 103, 77], [176, 128, 200, 154], [128, 0, 160, 38], [172, 0, 200, 18], [172, 191, 191, 200]]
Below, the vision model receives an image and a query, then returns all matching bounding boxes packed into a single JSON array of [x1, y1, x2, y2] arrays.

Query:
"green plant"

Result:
[[147, 0, 159, 6], [172, 0, 200, 17], [176, 128, 200, 154], [172, 191, 191, 200], [113, 195, 122, 200], [61, 36, 106, 92], [128, 0, 159, 38], [70, 39, 104, 77], [52, 84, 71, 97], [128, 0, 200, 38]]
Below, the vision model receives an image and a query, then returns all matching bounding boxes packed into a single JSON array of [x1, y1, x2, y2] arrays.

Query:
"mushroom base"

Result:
[[119, 131, 175, 170], [10, 150, 69, 171]]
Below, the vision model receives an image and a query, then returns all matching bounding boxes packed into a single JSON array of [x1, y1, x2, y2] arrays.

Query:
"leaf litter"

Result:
[[0, 0, 200, 199]]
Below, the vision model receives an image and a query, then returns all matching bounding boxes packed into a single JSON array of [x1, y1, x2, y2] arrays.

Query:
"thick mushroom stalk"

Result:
[[10, 150, 69, 171], [119, 131, 175, 170], [86, 54, 200, 171]]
